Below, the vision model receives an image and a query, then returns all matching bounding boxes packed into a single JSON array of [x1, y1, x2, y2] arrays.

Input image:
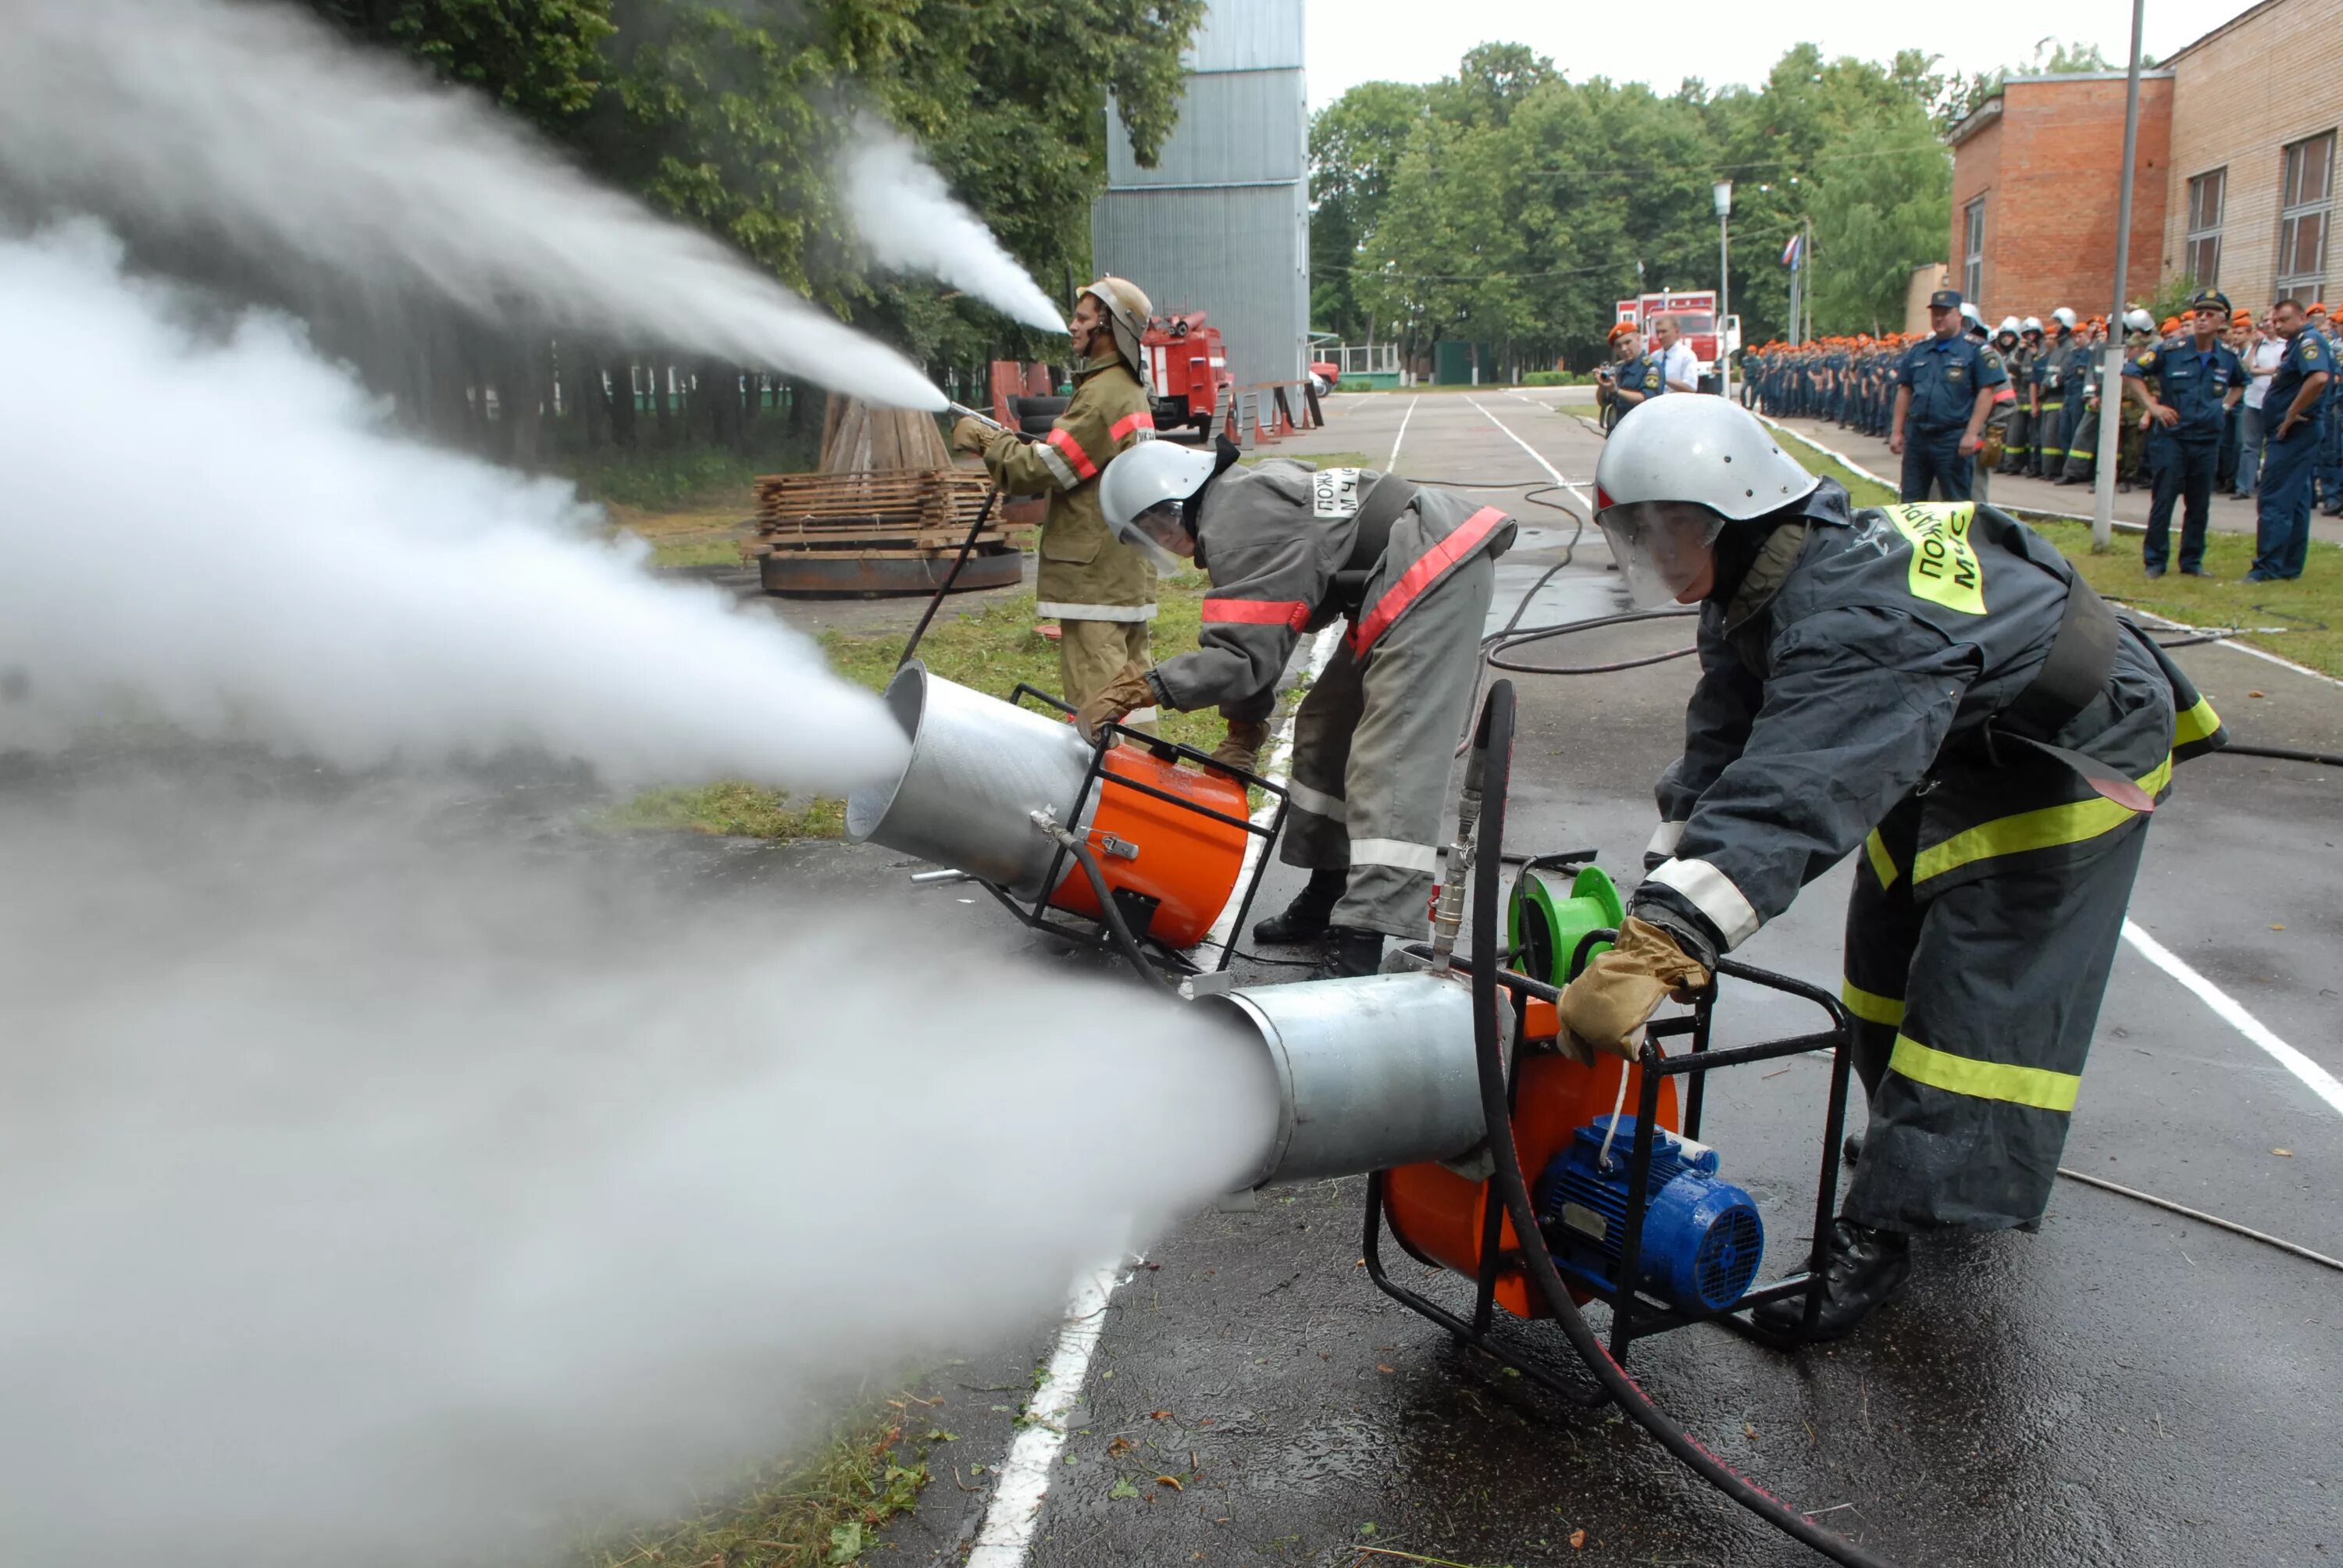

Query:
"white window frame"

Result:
[[1962, 198, 1985, 303]]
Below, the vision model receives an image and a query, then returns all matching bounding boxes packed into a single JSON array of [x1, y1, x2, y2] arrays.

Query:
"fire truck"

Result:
[[1613, 290, 1741, 387], [1139, 309, 1234, 439]]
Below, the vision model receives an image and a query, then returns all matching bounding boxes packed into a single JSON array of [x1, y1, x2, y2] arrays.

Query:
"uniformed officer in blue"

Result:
[[2121, 289, 2246, 579], [2248, 296, 2334, 581], [1890, 289, 2008, 502]]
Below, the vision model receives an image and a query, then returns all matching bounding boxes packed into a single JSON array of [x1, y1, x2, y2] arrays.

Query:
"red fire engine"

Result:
[[1613, 291, 1740, 383], [1139, 310, 1234, 438]]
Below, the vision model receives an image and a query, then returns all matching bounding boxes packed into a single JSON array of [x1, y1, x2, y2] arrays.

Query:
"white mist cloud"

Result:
[[0, 226, 905, 793], [0, 781, 1278, 1566], [0, 0, 943, 411], [840, 120, 1071, 335]]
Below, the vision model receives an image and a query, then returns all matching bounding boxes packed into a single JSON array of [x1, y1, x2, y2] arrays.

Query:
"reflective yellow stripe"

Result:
[[2174, 696, 2221, 749], [1841, 980, 1906, 1027], [1863, 828, 1900, 891], [1912, 754, 2172, 885], [1889, 1033, 2080, 1112]]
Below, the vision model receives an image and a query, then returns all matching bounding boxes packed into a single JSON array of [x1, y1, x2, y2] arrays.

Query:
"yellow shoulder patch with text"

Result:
[[1887, 502, 1987, 615]]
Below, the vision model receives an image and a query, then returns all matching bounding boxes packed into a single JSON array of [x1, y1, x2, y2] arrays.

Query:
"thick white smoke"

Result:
[[840, 121, 1071, 334], [0, 781, 1278, 1566], [0, 226, 906, 792], [0, 0, 945, 411]]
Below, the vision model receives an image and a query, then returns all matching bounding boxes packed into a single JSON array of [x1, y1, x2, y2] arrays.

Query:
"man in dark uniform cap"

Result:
[[1890, 290, 2007, 502], [2122, 289, 2246, 578]]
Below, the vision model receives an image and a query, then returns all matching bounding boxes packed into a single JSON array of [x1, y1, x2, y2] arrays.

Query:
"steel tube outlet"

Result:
[[1199, 971, 1486, 1188]]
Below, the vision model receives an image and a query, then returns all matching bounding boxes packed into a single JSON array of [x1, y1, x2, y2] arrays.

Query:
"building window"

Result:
[[1962, 198, 1985, 302], [2277, 134, 2334, 305], [2185, 168, 2225, 287]]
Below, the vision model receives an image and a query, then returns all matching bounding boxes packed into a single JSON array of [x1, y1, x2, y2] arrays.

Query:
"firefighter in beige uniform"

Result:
[[953, 276, 1160, 722]]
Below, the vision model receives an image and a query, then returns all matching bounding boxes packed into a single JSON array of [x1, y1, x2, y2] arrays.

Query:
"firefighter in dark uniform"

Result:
[[2249, 296, 2334, 581], [1084, 441, 1517, 978], [1605, 323, 1665, 426], [1890, 289, 2006, 501], [1560, 395, 2226, 1340], [2031, 309, 2077, 476], [1989, 317, 2030, 476], [2122, 289, 2246, 579]]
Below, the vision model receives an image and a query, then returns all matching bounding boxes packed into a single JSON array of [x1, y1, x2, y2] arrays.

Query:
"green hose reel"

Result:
[[1507, 863, 1625, 985]]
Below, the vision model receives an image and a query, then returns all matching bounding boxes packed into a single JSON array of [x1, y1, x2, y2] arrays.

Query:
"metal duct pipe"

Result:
[[1197, 971, 1488, 1188]]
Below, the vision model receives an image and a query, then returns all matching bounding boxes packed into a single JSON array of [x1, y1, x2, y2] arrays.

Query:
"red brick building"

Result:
[[1949, 0, 2343, 323], [1947, 71, 2174, 323]]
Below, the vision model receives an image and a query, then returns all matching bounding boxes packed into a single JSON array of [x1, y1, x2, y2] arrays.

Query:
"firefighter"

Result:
[[953, 276, 1161, 719], [1559, 394, 2225, 1341], [2031, 308, 2077, 476], [1083, 442, 1517, 979], [1610, 323, 1666, 415], [2122, 288, 2246, 579], [1888, 289, 2005, 501], [1991, 317, 2031, 477]]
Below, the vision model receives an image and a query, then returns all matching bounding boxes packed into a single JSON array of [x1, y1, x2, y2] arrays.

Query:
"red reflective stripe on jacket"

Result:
[[1047, 426, 1100, 480], [1110, 411, 1156, 441], [1202, 597, 1311, 630], [1350, 506, 1507, 654]]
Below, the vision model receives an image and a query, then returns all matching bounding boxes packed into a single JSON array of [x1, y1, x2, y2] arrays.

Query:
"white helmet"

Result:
[[1594, 398, 1819, 608], [2023, 315, 2043, 333], [1998, 315, 2023, 335], [2124, 307, 2156, 334], [1097, 438, 1218, 568], [1960, 301, 1984, 325], [1080, 276, 1154, 389], [2052, 306, 2077, 329]]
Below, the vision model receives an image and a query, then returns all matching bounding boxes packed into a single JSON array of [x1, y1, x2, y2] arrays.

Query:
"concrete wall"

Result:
[[1905, 263, 1952, 334], [2163, 0, 2343, 310], [1948, 73, 2174, 321], [1091, 0, 1308, 390]]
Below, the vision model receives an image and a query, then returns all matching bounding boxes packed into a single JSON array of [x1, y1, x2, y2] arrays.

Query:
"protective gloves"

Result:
[[1074, 661, 1161, 743], [1557, 915, 1712, 1062], [1209, 718, 1271, 775], [950, 416, 993, 455]]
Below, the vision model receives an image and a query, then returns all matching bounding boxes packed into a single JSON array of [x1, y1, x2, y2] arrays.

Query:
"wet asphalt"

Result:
[[865, 391, 2343, 1567]]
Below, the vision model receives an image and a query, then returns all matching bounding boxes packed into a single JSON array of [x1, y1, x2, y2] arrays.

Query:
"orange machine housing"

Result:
[[1383, 1049, 1682, 1320], [1044, 745, 1250, 949]]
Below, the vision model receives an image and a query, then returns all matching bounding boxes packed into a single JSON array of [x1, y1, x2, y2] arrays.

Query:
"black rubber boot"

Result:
[[1313, 925, 1385, 980], [1750, 1217, 1910, 1343], [1252, 868, 1346, 945]]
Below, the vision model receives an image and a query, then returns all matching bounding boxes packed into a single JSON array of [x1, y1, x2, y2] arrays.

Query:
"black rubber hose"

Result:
[[1061, 829, 1178, 996], [896, 485, 1003, 671], [2219, 743, 2343, 767], [1464, 680, 1897, 1568]]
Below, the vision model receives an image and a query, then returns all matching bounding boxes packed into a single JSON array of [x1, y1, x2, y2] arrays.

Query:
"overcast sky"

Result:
[[1304, 0, 2257, 109]]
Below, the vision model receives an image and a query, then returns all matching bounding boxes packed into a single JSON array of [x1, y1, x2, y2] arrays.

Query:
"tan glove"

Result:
[[1209, 718, 1271, 775], [1558, 916, 1712, 1062], [1073, 661, 1159, 743], [950, 416, 993, 455]]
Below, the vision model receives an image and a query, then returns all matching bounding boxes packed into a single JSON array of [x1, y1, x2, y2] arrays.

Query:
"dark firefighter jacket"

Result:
[[974, 353, 1157, 622], [1638, 480, 2224, 951], [1144, 459, 1517, 713]]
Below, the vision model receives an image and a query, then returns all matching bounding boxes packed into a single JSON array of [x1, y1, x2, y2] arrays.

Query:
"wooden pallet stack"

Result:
[[743, 397, 1031, 593]]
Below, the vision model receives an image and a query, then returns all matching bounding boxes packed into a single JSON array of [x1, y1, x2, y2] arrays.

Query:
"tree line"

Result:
[[1308, 37, 2119, 376]]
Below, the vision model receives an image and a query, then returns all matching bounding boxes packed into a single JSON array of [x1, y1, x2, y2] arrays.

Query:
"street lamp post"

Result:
[[1714, 180, 1734, 400]]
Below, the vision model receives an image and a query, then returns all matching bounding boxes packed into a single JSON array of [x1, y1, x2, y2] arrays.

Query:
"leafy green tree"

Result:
[[1308, 81, 1427, 338], [1807, 109, 1952, 333]]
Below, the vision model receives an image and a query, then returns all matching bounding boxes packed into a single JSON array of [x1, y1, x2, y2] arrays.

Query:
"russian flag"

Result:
[[1781, 232, 1802, 269]]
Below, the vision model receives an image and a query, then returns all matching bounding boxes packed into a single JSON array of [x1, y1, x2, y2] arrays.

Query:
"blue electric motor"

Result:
[[1533, 1115, 1764, 1313]]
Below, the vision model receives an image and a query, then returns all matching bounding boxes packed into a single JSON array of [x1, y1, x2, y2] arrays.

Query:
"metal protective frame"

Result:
[[972, 682, 1290, 976], [1363, 909, 1854, 1399]]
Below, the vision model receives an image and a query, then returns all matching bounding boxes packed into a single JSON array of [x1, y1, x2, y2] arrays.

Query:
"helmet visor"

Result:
[[1111, 500, 1187, 572], [1596, 500, 1725, 609]]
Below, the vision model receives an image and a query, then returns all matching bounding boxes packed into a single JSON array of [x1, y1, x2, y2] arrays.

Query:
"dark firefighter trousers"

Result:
[[1838, 797, 2152, 1232], [1281, 552, 1496, 939]]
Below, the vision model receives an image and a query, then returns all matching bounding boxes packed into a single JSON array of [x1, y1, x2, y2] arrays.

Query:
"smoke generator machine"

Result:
[[847, 663, 1286, 975], [853, 667, 1885, 1566]]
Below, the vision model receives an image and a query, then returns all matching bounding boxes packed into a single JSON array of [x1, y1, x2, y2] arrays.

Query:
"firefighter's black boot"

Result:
[[1313, 925, 1384, 981], [1749, 1217, 1910, 1343], [1252, 868, 1346, 945]]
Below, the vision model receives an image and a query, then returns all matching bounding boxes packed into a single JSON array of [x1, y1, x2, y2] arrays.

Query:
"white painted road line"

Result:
[[964, 1259, 1124, 1568], [1467, 396, 1590, 508], [2122, 919, 2343, 1119], [1387, 395, 1419, 472]]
